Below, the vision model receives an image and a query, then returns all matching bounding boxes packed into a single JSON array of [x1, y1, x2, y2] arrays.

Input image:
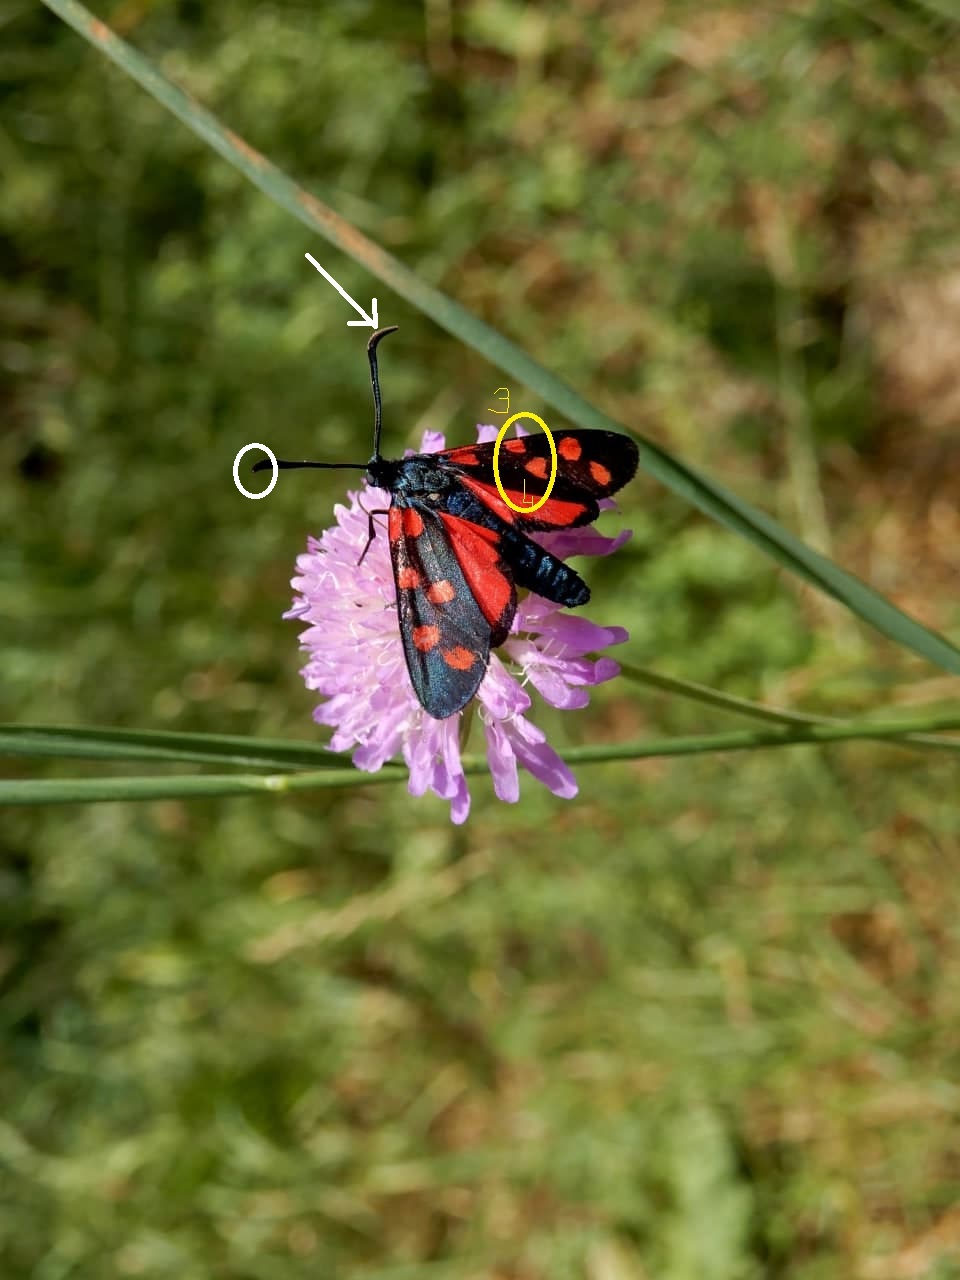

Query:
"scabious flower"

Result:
[[285, 427, 630, 824]]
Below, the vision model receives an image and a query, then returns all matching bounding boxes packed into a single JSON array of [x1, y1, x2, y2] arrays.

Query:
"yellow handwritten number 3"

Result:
[[492, 412, 558, 514]]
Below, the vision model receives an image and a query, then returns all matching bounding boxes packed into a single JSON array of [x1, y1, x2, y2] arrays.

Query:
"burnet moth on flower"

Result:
[[255, 327, 638, 719]]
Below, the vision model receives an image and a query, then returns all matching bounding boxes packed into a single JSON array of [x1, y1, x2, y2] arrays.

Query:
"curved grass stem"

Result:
[[3, 713, 958, 805]]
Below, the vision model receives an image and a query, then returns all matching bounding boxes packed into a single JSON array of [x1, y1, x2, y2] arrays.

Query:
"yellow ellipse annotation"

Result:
[[492, 411, 558, 514]]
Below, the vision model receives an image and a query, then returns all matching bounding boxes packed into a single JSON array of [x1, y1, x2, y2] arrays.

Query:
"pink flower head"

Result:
[[285, 427, 630, 824]]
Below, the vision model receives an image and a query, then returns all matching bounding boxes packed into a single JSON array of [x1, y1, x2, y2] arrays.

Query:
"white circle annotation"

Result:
[[233, 443, 278, 500]]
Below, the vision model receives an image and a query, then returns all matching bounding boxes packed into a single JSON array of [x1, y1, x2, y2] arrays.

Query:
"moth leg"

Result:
[[356, 505, 391, 566]]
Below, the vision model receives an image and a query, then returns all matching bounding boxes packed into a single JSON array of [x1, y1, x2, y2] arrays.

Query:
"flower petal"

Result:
[[537, 526, 632, 561], [513, 733, 579, 799], [483, 717, 520, 803], [478, 655, 531, 719], [420, 431, 447, 455], [449, 772, 471, 824]]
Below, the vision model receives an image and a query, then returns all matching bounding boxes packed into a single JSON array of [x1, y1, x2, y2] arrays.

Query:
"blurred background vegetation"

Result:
[[3, 1, 960, 1276]]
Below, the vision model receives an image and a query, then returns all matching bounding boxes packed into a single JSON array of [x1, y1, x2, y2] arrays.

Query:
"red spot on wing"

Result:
[[589, 461, 612, 485], [426, 579, 456, 604], [440, 513, 513, 628], [525, 456, 549, 479], [402, 507, 425, 537], [448, 448, 479, 467], [412, 624, 440, 652], [388, 508, 403, 542], [397, 566, 421, 590], [558, 436, 582, 461], [503, 439, 526, 454], [442, 646, 476, 670]]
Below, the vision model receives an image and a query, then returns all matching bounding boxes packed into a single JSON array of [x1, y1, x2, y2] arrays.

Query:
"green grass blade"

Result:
[[618, 664, 960, 748], [542, 714, 960, 765], [0, 725, 403, 771], [0, 770, 394, 805], [38, 0, 960, 676], [7, 676, 958, 776], [3, 714, 958, 805]]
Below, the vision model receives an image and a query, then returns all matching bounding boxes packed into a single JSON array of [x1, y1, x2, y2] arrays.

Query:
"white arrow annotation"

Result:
[[304, 252, 378, 328]]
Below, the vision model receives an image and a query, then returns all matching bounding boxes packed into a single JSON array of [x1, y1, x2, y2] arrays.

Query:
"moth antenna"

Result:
[[250, 328, 398, 476], [367, 325, 399, 460], [251, 458, 367, 474]]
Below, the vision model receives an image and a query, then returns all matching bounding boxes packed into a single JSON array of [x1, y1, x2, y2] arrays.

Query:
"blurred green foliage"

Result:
[[3, 1, 960, 1277]]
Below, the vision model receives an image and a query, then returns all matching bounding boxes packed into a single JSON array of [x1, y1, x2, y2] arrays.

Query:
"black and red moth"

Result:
[[255, 327, 638, 719]]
